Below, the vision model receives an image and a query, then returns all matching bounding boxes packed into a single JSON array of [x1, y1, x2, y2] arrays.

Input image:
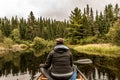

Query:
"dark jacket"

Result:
[[43, 44, 73, 74]]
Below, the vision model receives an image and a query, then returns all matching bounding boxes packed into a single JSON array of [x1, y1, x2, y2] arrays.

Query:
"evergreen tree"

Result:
[[1, 17, 11, 37], [86, 4, 90, 16], [82, 13, 89, 37], [83, 5, 94, 37], [38, 17, 44, 38], [11, 16, 19, 30], [94, 10, 100, 36], [103, 4, 112, 35], [68, 7, 83, 44], [89, 8, 94, 36], [114, 4, 120, 20], [27, 11, 37, 40], [0, 30, 4, 42], [19, 18, 27, 40], [98, 12, 105, 36], [104, 4, 114, 23]]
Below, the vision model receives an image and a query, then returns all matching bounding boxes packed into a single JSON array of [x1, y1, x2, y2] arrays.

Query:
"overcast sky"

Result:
[[0, 0, 120, 21]]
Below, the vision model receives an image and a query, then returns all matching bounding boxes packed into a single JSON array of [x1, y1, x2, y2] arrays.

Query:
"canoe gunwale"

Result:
[[37, 65, 88, 80]]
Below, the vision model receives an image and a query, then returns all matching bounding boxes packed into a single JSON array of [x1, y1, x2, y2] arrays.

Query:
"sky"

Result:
[[0, 0, 120, 21]]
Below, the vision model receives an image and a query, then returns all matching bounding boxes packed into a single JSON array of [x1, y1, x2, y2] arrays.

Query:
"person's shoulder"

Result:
[[54, 44, 69, 50]]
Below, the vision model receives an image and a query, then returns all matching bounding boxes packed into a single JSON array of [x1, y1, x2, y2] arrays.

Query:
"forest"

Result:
[[0, 4, 120, 50]]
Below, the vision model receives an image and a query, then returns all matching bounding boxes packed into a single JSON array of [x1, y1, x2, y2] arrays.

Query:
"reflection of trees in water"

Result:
[[78, 65, 117, 80], [72, 52, 119, 80], [0, 51, 47, 77], [0, 51, 119, 80], [1, 61, 19, 76], [20, 51, 47, 76]]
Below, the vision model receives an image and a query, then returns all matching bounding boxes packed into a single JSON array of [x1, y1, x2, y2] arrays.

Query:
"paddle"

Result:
[[39, 59, 93, 67], [74, 59, 92, 64]]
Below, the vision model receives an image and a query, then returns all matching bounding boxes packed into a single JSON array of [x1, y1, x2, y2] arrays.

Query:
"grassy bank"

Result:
[[69, 43, 120, 57]]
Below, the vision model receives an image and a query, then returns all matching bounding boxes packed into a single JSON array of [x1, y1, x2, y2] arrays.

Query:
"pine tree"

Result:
[[82, 13, 89, 37], [86, 4, 89, 16], [104, 4, 114, 23], [27, 11, 37, 40], [94, 10, 99, 36], [98, 12, 104, 36], [1, 17, 11, 37], [103, 4, 113, 35], [68, 7, 83, 44], [89, 8, 94, 36], [19, 18, 27, 40], [38, 17, 44, 38], [114, 4, 120, 20], [11, 16, 19, 30]]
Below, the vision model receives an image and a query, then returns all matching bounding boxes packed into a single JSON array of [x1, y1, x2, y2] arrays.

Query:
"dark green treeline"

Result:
[[0, 4, 120, 44], [0, 12, 69, 41]]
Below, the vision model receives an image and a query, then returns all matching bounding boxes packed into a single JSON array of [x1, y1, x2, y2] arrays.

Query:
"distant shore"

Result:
[[0, 44, 24, 54]]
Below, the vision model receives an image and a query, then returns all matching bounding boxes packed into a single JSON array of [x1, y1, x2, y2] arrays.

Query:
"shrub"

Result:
[[79, 36, 97, 45], [32, 37, 47, 51], [4, 38, 14, 48], [10, 29, 20, 43], [106, 19, 120, 45], [0, 30, 4, 42]]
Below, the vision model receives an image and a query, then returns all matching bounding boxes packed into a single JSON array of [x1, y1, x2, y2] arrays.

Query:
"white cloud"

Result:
[[0, 0, 120, 20]]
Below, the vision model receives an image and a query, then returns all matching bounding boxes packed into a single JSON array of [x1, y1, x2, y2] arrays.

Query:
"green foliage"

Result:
[[0, 30, 4, 42], [1, 17, 12, 37], [106, 19, 120, 45], [70, 7, 82, 24], [0, 4, 120, 45], [79, 36, 97, 44], [32, 37, 47, 51], [68, 7, 84, 44], [10, 29, 20, 42], [19, 18, 27, 40], [114, 4, 120, 20], [46, 40, 55, 48], [3, 38, 14, 48]]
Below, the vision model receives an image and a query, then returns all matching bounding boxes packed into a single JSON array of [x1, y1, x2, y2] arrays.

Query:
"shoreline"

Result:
[[0, 44, 24, 54]]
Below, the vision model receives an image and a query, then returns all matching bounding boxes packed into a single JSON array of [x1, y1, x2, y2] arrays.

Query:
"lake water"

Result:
[[0, 67, 118, 80], [0, 51, 118, 80]]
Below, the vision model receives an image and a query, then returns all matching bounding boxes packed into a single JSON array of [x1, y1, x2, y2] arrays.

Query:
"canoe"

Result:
[[37, 65, 87, 80]]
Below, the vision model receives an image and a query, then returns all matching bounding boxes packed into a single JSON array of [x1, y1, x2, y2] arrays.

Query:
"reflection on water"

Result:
[[0, 69, 31, 80], [0, 51, 119, 80], [90, 67, 109, 80], [95, 67, 99, 80]]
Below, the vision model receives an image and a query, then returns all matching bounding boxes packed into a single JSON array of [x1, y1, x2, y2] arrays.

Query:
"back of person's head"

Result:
[[56, 38, 64, 45]]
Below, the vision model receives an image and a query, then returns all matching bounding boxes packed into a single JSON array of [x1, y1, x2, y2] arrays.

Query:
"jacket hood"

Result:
[[54, 45, 69, 53]]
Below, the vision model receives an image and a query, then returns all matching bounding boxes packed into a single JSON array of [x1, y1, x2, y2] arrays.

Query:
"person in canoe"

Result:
[[41, 38, 77, 80]]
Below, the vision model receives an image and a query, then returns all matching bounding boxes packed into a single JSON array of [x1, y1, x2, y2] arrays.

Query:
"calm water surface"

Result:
[[0, 51, 118, 80]]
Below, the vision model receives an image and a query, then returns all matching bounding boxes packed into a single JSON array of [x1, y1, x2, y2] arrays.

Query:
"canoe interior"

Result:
[[37, 72, 85, 80]]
